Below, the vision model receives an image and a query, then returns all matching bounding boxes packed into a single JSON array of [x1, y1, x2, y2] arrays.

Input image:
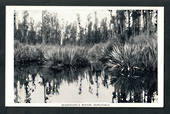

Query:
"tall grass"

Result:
[[15, 34, 157, 72], [87, 42, 109, 63], [14, 40, 45, 64], [15, 40, 90, 68], [46, 45, 90, 68], [87, 41, 113, 71], [104, 36, 157, 75]]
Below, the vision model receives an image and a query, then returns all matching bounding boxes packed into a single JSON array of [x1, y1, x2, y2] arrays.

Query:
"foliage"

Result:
[[46, 45, 90, 68], [14, 40, 45, 64], [14, 10, 158, 73], [15, 40, 90, 68], [104, 35, 157, 75]]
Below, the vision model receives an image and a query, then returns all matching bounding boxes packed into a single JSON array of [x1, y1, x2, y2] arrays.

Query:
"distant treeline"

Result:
[[14, 10, 157, 46]]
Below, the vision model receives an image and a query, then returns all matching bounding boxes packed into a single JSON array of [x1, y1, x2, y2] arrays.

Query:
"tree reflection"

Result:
[[14, 64, 157, 103], [109, 69, 157, 103]]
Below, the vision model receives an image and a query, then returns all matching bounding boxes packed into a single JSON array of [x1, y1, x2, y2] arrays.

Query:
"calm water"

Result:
[[14, 64, 158, 103]]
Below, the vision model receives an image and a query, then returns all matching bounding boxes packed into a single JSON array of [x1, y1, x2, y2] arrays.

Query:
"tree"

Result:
[[28, 18, 36, 44], [22, 11, 29, 43], [54, 17, 61, 45], [116, 10, 126, 35], [70, 23, 77, 44], [93, 12, 100, 43], [14, 11, 17, 36], [126, 10, 133, 38], [63, 23, 76, 45], [42, 10, 50, 44], [85, 14, 93, 44], [100, 18, 108, 42], [131, 10, 141, 36], [77, 14, 85, 45], [42, 11, 61, 45]]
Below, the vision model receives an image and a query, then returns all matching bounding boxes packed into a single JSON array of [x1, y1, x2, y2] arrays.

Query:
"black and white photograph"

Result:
[[5, 6, 164, 107]]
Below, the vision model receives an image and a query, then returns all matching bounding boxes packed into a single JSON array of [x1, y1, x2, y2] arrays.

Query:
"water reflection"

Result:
[[14, 64, 158, 103]]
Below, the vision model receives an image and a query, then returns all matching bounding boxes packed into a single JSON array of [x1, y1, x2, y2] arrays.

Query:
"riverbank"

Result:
[[14, 34, 157, 73]]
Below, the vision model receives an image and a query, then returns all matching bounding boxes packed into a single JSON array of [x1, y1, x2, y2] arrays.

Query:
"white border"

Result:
[[5, 6, 164, 107]]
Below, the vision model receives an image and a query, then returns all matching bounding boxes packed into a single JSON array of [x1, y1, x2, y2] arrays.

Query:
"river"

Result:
[[14, 64, 158, 103]]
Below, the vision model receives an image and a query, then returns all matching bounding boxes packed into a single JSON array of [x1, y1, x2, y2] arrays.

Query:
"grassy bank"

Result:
[[14, 34, 157, 72], [14, 40, 91, 69]]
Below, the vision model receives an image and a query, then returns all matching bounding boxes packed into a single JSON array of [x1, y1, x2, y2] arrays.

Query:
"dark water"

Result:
[[14, 64, 158, 103]]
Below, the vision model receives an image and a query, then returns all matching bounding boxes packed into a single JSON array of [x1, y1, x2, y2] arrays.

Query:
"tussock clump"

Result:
[[104, 37, 157, 75]]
